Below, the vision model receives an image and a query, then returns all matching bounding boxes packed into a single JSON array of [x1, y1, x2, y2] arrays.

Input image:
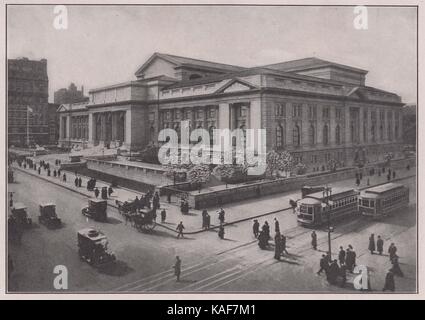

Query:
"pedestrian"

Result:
[[317, 254, 328, 275], [369, 233, 376, 254], [53, 170, 57, 177], [38, 167, 41, 175], [391, 255, 404, 277], [62, 173, 66, 182], [202, 210, 208, 229], [94, 187, 100, 198], [274, 218, 280, 233], [393, 171, 396, 179], [328, 260, 340, 284], [280, 234, 289, 255], [338, 246, 346, 265], [161, 208, 166, 223], [108, 186, 113, 197], [274, 232, 281, 260], [253, 219, 260, 238], [153, 192, 160, 209], [78, 177, 82, 187], [387, 174, 391, 181], [377, 235, 384, 255], [346, 248, 354, 272], [47, 169, 51, 177], [74, 176, 79, 187], [262, 221, 270, 242], [218, 224, 225, 239], [58, 169, 61, 177], [382, 270, 395, 292], [340, 262, 347, 287], [311, 231, 317, 250], [218, 208, 225, 224], [258, 230, 268, 250], [205, 213, 211, 229], [101, 187, 107, 199], [176, 221, 185, 239], [388, 243, 397, 261], [173, 256, 181, 282]]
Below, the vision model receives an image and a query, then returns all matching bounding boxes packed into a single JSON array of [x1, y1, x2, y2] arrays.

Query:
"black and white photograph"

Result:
[[4, 3, 418, 296]]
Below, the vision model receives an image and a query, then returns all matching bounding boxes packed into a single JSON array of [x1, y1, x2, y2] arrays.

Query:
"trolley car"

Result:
[[359, 183, 409, 218], [296, 187, 359, 227]]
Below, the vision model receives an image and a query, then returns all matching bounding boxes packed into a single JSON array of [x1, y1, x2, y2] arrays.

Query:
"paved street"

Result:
[[8, 168, 416, 293]]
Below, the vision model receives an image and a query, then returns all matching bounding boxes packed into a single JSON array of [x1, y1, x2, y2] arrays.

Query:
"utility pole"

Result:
[[322, 186, 333, 259]]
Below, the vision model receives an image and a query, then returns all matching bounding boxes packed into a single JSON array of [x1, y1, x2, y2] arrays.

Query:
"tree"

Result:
[[212, 164, 247, 187], [187, 164, 211, 192], [163, 161, 193, 184], [384, 152, 394, 165], [266, 150, 294, 178], [293, 162, 307, 175], [327, 159, 339, 173]]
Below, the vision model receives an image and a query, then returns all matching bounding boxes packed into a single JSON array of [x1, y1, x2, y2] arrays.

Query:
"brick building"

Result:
[[8, 57, 49, 146], [54, 83, 88, 105], [58, 53, 404, 172]]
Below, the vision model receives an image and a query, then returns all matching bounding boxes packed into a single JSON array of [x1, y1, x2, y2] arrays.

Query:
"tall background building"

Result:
[[54, 83, 88, 105], [8, 57, 49, 146]]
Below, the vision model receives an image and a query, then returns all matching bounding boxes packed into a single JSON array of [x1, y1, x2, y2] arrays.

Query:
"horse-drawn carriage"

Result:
[[39, 203, 62, 229], [82, 199, 108, 222], [115, 199, 157, 232]]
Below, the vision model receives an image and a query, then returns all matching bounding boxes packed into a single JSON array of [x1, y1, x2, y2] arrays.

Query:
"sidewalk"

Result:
[[12, 161, 415, 235]]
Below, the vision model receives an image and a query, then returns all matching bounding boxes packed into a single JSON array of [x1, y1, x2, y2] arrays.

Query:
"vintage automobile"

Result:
[[39, 203, 62, 229], [11, 202, 32, 228], [82, 199, 108, 222], [77, 228, 116, 267]]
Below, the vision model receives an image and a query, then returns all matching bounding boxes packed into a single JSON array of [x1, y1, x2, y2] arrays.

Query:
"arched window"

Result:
[[335, 125, 341, 144], [276, 124, 284, 148], [293, 125, 300, 146], [308, 124, 315, 145], [323, 124, 329, 145]]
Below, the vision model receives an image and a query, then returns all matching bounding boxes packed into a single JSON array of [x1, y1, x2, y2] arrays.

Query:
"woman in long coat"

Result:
[[368, 234, 376, 254]]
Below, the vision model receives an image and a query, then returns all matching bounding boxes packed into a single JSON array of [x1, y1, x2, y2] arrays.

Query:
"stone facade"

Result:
[[58, 53, 404, 172], [8, 58, 49, 146]]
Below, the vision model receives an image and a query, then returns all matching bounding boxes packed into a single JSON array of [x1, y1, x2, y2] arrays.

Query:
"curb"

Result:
[[13, 166, 416, 235]]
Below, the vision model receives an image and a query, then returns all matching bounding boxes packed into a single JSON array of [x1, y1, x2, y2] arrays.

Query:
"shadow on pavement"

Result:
[[106, 217, 123, 225], [98, 260, 134, 277]]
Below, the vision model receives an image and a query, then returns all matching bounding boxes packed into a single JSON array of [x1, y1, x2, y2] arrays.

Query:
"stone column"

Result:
[[66, 115, 71, 140], [111, 112, 117, 142], [359, 107, 364, 144], [286, 102, 293, 147], [124, 109, 132, 148], [330, 106, 336, 145], [344, 107, 350, 145], [88, 113, 94, 145], [218, 103, 230, 129]]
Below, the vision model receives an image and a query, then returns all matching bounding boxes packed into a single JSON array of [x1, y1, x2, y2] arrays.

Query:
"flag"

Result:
[[27, 106, 33, 113]]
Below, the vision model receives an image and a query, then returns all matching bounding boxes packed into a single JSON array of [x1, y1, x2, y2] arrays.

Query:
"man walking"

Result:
[[311, 231, 317, 250], [173, 256, 182, 282], [382, 270, 395, 292], [369, 233, 376, 254], [338, 246, 346, 265], [388, 243, 397, 261], [317, 254, 328, 275], [253, 219, 260, 238], [274, 218, 280, 233], [377, 235, 384, 255], [274, 232, 281, 260], [176, 221, 185, 239]]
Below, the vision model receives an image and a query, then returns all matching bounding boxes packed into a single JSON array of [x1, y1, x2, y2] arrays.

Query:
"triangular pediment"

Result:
[[215, 78, 257, 93], [347, 87, 368, 100]]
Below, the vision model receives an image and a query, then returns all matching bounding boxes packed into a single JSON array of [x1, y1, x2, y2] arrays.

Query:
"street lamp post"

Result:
[[322, 186, 333, 259]]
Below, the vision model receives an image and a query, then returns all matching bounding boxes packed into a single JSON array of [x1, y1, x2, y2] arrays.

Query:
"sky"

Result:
[[7, 5, 417, 103]]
